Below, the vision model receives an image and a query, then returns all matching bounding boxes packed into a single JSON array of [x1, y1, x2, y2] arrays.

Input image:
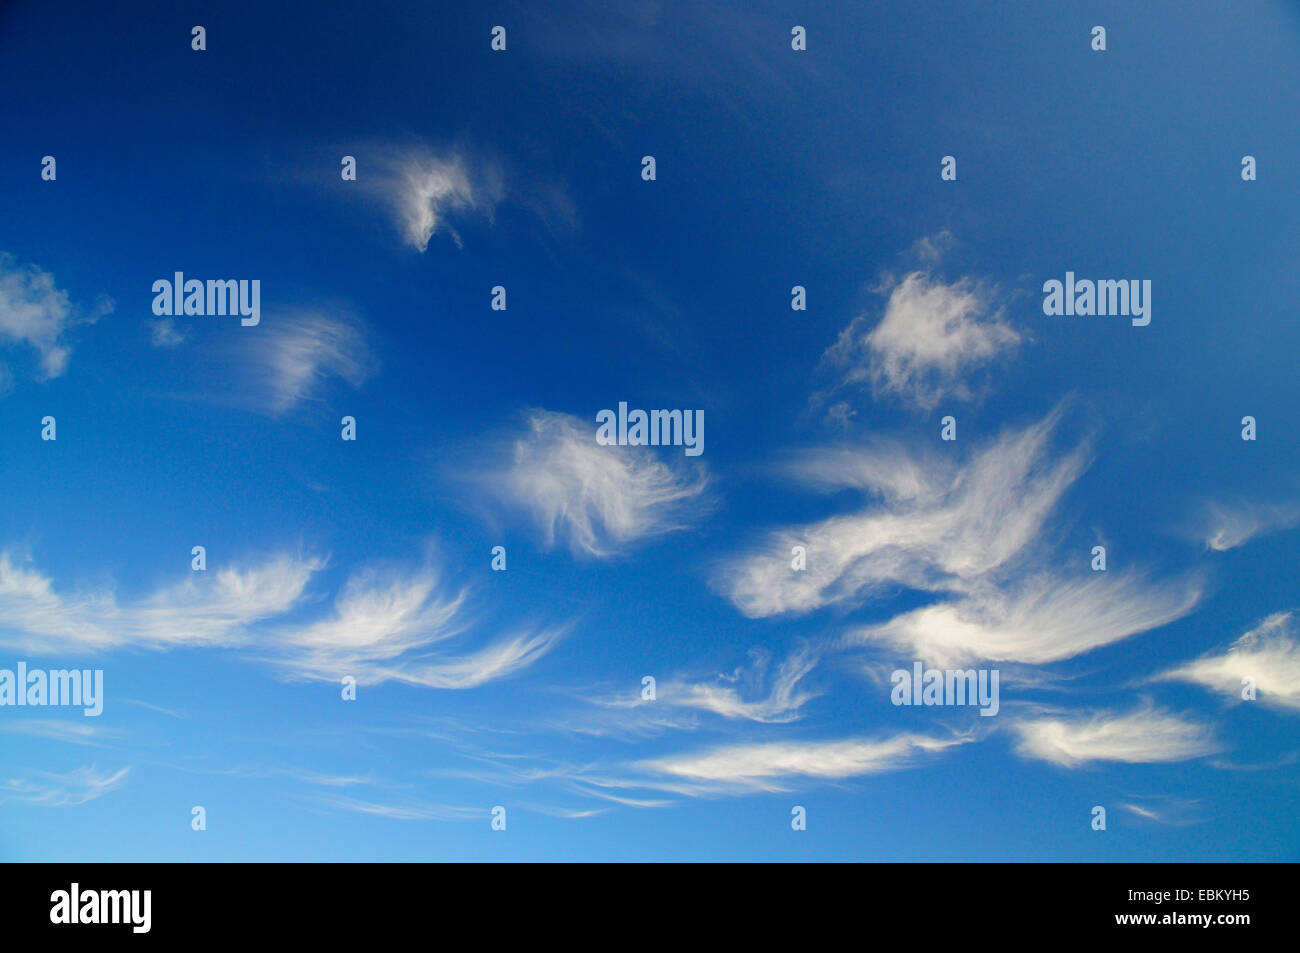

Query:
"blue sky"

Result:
[[0, 0, 1297, 860]]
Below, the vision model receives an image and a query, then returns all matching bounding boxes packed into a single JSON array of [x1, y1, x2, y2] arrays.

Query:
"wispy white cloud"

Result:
[[780, 439, 946, 501], [909, 229, 954, 265], [658, 645, 820, 723], [369, 144, 505, 252], [0, 719, 116, 747], [717, 407, 1087, 617], [546, 692, 704, 741], [632, 732, 972, 794], [564, 785, 677, 811], [310, 794, 482, 822], [729, 400, 1195, 669], [372, 629, 566, 689], [255, 310, 378, 414], [484, 410, 709, 558], [0, 765, 129, 807], [521, 803, 608, 820], [287, 770, 376, 788], [520, 0, 827, 104], [0, 552, 562, 692], [1117, 798, 1201, 825], [0, 252, 113, 381], [1195, 500, 1300, 551], [850, 571, 1202, 667], [0, 551, 322, 654], [1156, 611, 1300, 711], [271, 565, 468, 667], [133, 554, 325, 646], [564, 645, 818, 738], [1012, 705, 1217, 767], [148, 317, 188, 349], [120, 698, 187, 719], [263, 562, 566, 689], [821, 268, 1018, 411], [1120, 802, 1162, 820], [175, 763, 380, 788]]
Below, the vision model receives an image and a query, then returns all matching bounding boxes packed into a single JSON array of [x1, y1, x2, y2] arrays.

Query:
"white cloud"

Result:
[[0, 765, 129, 807], [0, 719, 116, 747], [823, 270, 1018, 410], [373, 629, 566, 689], [546, 691, 704, 741], [634, 732, 971, 794], [371, 145, 504, 252], [1120, 802, 1162, 820], [550, 646, 817, 740], [1196, 500, 1300, 551], [148, 317, 187, 349], [1116, 797, 1201, 826], [287, 770, 375, 788], [1156, 611, 1300, 711], [659, 646, 820, 723], [1012, 705, 1217, 767], [718, 407, 1087, 617], [726, 409, 1196, 668], [851, 571, 1202, 667], [781, 439, 944, 501], [568, 785, 677, 810], [0, 555, 117, 652], [0, 253, 113, 380], [120, 698, 186, 719], [0, 553, 561, 691], [270, 565, 468, 664], [264, 563, 565, 689], [311, 794, 481, 822], [486, 410, 708, 558], [0, 551, 321, 654], [909, 229, 954, 265], [256, 311, 378, 414], [133, 555, 324, 646]]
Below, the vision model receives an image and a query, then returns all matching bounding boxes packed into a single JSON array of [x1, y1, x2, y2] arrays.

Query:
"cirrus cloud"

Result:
[[481, 409, 709, 558], [717, 406, 1087, 617], [822, 269, 1019, 411], [1156, 611, 1300, 711], [1012, 705, 1217, 767], [0, 252, 113, 382]]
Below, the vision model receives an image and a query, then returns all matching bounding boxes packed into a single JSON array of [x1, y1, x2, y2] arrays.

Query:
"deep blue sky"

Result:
[[0, 0, 1297, 860]]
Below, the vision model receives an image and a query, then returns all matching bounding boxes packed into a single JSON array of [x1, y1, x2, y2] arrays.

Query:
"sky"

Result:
[[0, 0, 1297, 861]]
